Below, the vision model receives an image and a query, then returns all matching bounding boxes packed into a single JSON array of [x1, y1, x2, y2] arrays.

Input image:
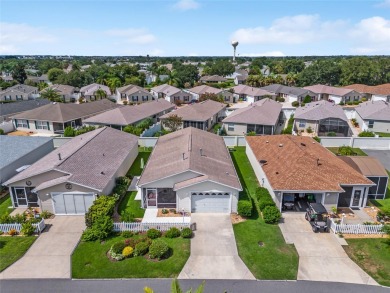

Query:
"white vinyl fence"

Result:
[[223, 136, 246, 147], [0, 121, 15, 133], [320, 137, 390, 150], [141, 122, 161, 137], [330, 219, 384, 234], [0, 218, 46, 234], [113, 222, 190, 232]]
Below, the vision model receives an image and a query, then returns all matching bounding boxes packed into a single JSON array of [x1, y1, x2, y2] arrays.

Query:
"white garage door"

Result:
[[191, 192, 231, 213], [52, 192, 95, 215]]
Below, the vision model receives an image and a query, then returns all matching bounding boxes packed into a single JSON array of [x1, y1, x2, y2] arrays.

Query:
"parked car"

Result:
[[305, 203, 329, 232]]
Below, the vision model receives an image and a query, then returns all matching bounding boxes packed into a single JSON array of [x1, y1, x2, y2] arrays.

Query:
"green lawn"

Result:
[[376, 132, 390, 137], [344, 238, 390, 287], [0, 237, 36, 272], [118, 191, 145, 218], [127, 151, 152, 177], [327, 147, 367, 156], [72, 235, 190, 278], [0, 194, 14, 216], [230, 147, 298, 280]]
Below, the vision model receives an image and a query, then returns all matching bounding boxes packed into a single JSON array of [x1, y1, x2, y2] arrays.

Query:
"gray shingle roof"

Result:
[[138, 127, 241, 190], [151, 84, 181, 96], [262, 84, 313, 96], [0, 136, 53, 169], [80, 83, 111, 96], [303, 84, 353, 96], [294, 100, 348, 122], [0, 84, 38, 95], [4, 127, 139, 191], [222, 98, 282, 125], [233, 85, 275, 97], [200, 75, 227, 82], [84, 99, 175, 126], [355, 100, 390, 121], [0, 99, 51, 121], [117, 84, 150, 96], [42, 84, 76, 95], [188, 85, 222, 95]]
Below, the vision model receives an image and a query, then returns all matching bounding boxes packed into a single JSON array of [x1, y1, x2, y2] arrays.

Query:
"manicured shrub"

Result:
[[291, 101, 299, 107], [263, 205, 281, 224], [303, 95, 312, 104], [21, 221, 35, 236], [85, 195, 117, 228], [358, 130, 375, 137], [111, 241, 126, 254], [124, 238, 136, 248], [113, 185, 127, 197], [238, 200, 252, 217], [8, 229, 18, 236], [162, 209, 169, 214], [306, 126, 313, 134], [134, 242, 149, 256], [122, 246, 134, 258], [0, 129, 4, 135], [82, 215, 113, 241], [147, 228, 162, 239], [40, 210, 53, 219], [258, 197, 276, 211], [181, 227, 193, 238], [121, 231, 134, 238], [120, 211, 135, 222], [116, 176, 130, 186], [327, 132, 337, 137], [256, 187, 276, 211], [149, 239, 169, 260], [165, 227, 181, 238]]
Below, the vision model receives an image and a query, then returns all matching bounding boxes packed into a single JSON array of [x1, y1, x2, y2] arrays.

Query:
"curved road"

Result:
[[0, 279, 389, 293]]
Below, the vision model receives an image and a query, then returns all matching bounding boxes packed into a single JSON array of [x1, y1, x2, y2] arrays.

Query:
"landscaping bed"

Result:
[[327, 147, 367, 156], [0, 236, 36, 272]]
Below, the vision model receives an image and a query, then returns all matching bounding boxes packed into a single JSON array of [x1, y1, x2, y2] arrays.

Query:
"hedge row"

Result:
[[237, 191, 253, 217], [256, 187, 281, 224]]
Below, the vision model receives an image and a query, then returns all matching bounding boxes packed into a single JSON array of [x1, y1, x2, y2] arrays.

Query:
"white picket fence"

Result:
[[330, 219, 384, 234], [0, 218, 46, 234], [113, 222, 190, 232]]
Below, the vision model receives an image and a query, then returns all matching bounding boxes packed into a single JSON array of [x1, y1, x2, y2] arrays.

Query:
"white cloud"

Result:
[[105, 28, 156, 44], [231, 14, 346, 45], [241, 51, 286, 57], [149, 48, 164, 56], [173, 0, 200, 11], [376, 0, 390, 8], [188, 52, 199, 56]]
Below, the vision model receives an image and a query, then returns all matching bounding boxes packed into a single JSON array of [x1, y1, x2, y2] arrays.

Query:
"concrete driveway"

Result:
[[178, 214, 255, 280], [362, 149, 390, 170], [0, 216, 85, 279], [279, 213, 377, 285]]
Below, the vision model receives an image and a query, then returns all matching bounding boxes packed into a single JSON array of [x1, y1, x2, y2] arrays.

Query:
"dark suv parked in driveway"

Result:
[[305, 203, 329, 232]]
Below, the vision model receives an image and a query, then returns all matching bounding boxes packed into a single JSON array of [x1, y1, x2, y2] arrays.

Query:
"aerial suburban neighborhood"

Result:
[[0, 1, 390, 293]]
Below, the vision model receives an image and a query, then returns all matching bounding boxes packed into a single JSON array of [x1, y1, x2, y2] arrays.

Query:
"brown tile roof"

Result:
[[303, 84, 353, 96], [338, 156, 388, 177], [84, 99, 175, 126], [246, 135, 373, 192], [12, 99, 121, 122], [138, 127, 241, 190], [160, 100, 226, 122], [294, 100, 348, 122], [5, 127, 139, 191], [222, 98, 281, 125], [343, 83, 390, 96], [355, 100, 390, 121]]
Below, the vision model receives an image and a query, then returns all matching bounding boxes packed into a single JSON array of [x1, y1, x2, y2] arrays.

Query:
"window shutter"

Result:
[[34, 121, 37, 129], [14, 119, 18, 128], [27, 120, 30, 129], [47, 122, 50, 130]]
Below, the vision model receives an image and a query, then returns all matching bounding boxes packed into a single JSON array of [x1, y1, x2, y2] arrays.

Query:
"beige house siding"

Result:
[[294, 119, 318, 135], [370, 121, 390, 133], [9, 170, 69, 188], [223, 123, 247, 136], [14, 120, 55, 134], [166, 91, 192, 104]]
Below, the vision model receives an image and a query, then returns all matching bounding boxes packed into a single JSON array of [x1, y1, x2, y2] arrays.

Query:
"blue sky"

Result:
[[1, 0, 390, 56]]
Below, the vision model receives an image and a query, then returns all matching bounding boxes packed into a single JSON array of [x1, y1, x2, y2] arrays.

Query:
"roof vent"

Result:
[[58, 153, 62, 160], [301, 143, 306, 147], [101, 171, 105, 175], [317, 158, 321, 166], [266, 141, 269, 143], [279, 144, 283, 147], [259, 160, 267, 165]]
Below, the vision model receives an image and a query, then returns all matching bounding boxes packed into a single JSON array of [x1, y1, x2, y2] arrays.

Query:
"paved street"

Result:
[[178, 214, 254, 280], [362, 150, 390, 170], [279, 213, 377, 285], [0, 279, 388, 293], [0, 216, 85, 279]]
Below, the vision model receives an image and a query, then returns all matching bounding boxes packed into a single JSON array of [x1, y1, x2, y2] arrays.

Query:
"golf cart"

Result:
[[305, 203, 329, 232]]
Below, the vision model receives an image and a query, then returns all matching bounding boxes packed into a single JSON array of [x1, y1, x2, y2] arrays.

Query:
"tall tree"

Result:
[[41, 87, 62, 102], [94, 88, 107, 99], [163, 114, 182, 132], [12, 63, 27, 84]]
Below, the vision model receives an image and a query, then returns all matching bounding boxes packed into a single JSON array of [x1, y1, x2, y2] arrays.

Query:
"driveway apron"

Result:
[[0, 216, 85, 279], [178, 214, 255, 280]]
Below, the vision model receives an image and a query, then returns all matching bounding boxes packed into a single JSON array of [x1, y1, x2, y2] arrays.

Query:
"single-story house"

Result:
[[4, 127, 138, 214], [261, 84, 317, 103], [200, 75, 227, 83], [222, 99, 282, 135], [354, 100, 390, 133], [303, 84, 364, 104], [137, 127, 242, 213], [343, 83, 390, 102], [232, 85, 276, 103], [84, 99, 175, 130], [186, 85, 234, 103], [0, 84, 39, 102], [79, 83, 112, 102], [339, 156, 388, 200], [294, 100, 352, 136], [234, 74, 247, 85], [0, 99, 51, 123], [41, 84, 78, 103], [150, 84, 192, 104], [116, 84, 154, 104], [160, 100, 227, 131], [246, 135, 374, 212], [0, 136, 54, 185], [11, 99, 120, 135]]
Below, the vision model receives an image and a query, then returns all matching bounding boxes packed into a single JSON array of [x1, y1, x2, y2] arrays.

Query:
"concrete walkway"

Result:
[[279, 213, 377, 285], [0, 216, 85, 279], [178, 214, 255, 280], [141, 209, 191, 224]]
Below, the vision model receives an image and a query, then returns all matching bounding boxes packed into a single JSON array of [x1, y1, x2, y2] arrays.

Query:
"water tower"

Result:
[[231, 40, 239, 63]]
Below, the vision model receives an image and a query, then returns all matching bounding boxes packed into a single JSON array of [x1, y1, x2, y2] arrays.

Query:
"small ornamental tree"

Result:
[[303, 95, 312, 104], [64, 126, 76, 137], [163, 114, 182, 132], [199, 92, 223, 103]]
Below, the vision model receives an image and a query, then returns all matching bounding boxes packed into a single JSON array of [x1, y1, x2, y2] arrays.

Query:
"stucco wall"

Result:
[[14, 120, 55, 134], [371, 121, 390, 133], [223, 123, 248, 136], [294, 119, 318, 135], [323, 192, 339, 213]]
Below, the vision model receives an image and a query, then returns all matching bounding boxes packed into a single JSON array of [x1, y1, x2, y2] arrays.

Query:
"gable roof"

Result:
[[262, 84, 313, 96], [200, 75, 227, 82], [343, 84, 390, 96], [0, 84, 38, 95], [42, 84, 76, 95], [233, 85, 275, 97], [160, 100, 226, 122], [4, 127, 139, 191], [117, 84, 150, 96], [80, 83, 111, 96], [151, 84, 181, 96], [303, 84, 354, 96], [294, 100, 348, 122], [11, 99, 120, 123], [138, 127, 241, 190], [84, 99, 175, 126], [355, 100, 390, 121], [0, 99, 51, 121], [187, 85, 223, 95], [222, 98, 282, 126], [246, 135, 373, 192], [338, 156, 388, 177]]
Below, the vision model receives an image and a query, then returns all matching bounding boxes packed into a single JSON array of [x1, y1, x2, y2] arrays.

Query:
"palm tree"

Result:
[[40, 87, 62, 102], [94, 88, 107, 100], [96, 77, 107, 85], [167, 71, 181, 87], [107, 77, 122, 93]]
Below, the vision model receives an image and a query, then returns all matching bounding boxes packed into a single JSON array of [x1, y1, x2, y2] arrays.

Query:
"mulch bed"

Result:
[[231, 213, 246, 224]]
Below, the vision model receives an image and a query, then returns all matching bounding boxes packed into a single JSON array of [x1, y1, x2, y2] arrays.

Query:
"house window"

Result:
[[17, 119, 29, 128], [224, 96, 230, 102], [345, 96, 350, 102], [36, 121, 48, 130], [368, 120, 374, 129], [228, 123, 234, 131], [174, 96, 180, 101], [299, 120, 306, 128], [184, 96, 189, 102], [354, 96, 359, 101], [132, 96, 138, 102]]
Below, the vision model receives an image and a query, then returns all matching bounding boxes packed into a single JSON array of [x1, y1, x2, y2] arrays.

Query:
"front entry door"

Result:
[[146, 189, 157, 208], [350, 188, 363, 208], [15, 188, 28, 207]]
